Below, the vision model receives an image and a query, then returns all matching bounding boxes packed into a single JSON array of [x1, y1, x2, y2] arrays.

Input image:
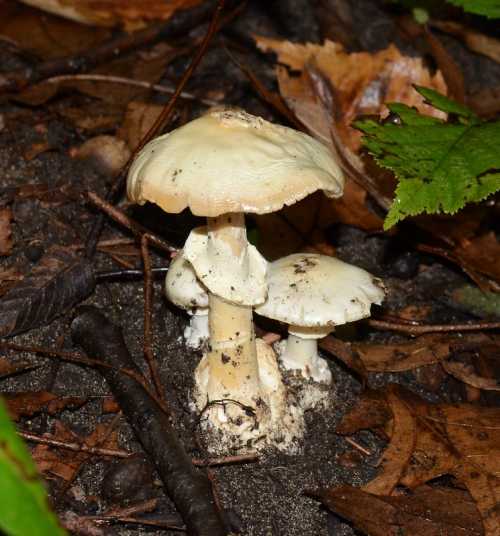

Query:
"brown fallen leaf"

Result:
[[255, 37, 447, 151], [434, 21, 500, 65], [336, 390, 392, 438], [354, 334, 453, 373], [443, 361, 500, 391], [338, 387, 500, 534], [454, 233, 500, 285], [363, 388, 417, 495], [312, 484, 483, 536], [454, 463, 500, 536], [33, 421, 120, 482], [324, 334, 457, 373], [18, 0, 204, 29], [0, 207, 13, 256], [0, 2, 110, 59], [0, 357, 36, 379], [118, 101, 165, 152], [403, 398, 500, 535], [5, 391, 86, 421]]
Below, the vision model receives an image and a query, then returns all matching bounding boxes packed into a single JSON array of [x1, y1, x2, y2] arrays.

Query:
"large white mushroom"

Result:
[[127, 109, 344, 451], [256, 253, 385, 388]]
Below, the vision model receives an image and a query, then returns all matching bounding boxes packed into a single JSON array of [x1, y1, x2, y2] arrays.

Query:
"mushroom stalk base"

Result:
[[281, 332, 332, 384], [193, 213, 303, 452]]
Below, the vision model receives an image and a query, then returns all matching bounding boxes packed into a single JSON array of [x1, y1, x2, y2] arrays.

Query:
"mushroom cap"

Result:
[[183, 226, 267, 305], [164, 252, 209, 312], [127, 109, 344, 217], [255, 253, 385, 335]]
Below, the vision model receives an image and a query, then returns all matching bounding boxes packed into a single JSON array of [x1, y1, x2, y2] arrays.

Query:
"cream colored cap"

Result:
[[164, 252, 208, 312], [127, 109, 344, 217], [255, 253, 385, 333], [183, 227, 267, 305]]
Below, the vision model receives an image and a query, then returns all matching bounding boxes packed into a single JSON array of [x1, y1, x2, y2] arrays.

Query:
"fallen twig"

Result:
[[86, 191, 177, 255], [46, 74, 219, 107], [71, 306, 226, 536], [20, 429, 258, 467], [18, 429, 131, 458], [368, 318, 500, 335]]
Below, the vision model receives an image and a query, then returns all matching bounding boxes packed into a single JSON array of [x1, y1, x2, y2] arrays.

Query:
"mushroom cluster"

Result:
[[127, 109, 384, 452]]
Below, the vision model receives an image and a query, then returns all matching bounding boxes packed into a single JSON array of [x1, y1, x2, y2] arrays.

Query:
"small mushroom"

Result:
[[127, 109, 344, 451], [256, 253, 385, 384], [164, 252, 209, 350]]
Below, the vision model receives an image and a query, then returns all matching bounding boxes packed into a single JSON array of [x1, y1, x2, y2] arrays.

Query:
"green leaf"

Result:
[[0, 397, 67, 536], [355, 92, 500, 230], [413, 86, 477, 120], [391, 0, 500, 19], [446, 0, 500, 18]]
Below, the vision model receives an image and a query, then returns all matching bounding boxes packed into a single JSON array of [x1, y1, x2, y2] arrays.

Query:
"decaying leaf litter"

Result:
[[0, 0, 499, 535]]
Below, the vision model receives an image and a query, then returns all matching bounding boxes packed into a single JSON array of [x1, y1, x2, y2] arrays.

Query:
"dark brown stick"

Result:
[[71, 306, 226, 536], [140, 235, 164, 401]]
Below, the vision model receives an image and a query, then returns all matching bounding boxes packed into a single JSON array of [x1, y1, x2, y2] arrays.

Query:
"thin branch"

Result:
[[18, 430, 131, 458], [19, 429, 258, 466], [369, 318, 500, 335], [86, 191, 177, 255], [46, 74, 219, 107]]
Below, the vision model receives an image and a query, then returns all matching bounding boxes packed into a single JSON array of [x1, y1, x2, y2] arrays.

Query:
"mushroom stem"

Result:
[[205, 213, 261, 405], [280, 328, 332, 384]]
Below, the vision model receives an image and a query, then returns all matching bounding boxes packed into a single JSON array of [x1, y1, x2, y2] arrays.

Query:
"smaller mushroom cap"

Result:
[[183, 226, 267, 306], [255, 253, 385, 335], [165, 252, 208, 313], [127, 109, 344, 217]]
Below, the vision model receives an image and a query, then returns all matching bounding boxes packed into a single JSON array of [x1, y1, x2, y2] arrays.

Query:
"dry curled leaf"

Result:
[[312, 485, 483, 536], [443, 361, 500, 391], [0, 357, 35, 379], [255, 37, 447, 151], [33, 421, 120, 482], [118, 101, 164, 152], [0, 246, 95, 337], [434, 21, 500, 65], [336, 390, 392, 438], [18, 0, 203, 29], [0, 208, 13, 256], [362, 388, 417, 495], [5, 391, 86, 421], [324, 334, 457, 373], [454, 233, 500, 285]]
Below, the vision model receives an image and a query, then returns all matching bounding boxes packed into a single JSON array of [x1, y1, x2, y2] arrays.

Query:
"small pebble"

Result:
[[387, 251, 420, 279], [101, 456, 154, 504]]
